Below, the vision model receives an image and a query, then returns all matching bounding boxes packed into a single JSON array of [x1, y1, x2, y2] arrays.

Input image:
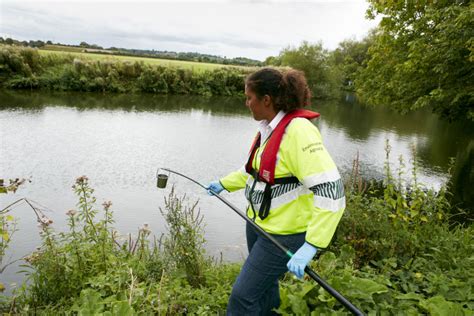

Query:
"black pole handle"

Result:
[[157, 168, 364, 315]]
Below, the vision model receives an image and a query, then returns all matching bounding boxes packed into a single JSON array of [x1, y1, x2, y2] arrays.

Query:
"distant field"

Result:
[[42, 45, 85, 52], [39, 48, 245, 72]]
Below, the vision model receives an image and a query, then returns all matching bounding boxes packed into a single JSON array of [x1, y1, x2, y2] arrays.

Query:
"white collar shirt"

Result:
[[258, 110, 286, 143]]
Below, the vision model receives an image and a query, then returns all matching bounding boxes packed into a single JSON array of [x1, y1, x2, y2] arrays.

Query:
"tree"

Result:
[[28, 40, 45, 48], [356, 1, 474, 121], [277, 41, 340, 99], [330, 31, 376, 90], [264, 56, 281, 66]]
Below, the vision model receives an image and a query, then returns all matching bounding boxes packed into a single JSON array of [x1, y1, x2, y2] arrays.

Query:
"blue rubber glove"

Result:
[[287, 242, 318, 279], [206, 181, 224, 196]]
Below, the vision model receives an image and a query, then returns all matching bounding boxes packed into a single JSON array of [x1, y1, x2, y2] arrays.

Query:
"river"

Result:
[[1, 90, 473, 293]]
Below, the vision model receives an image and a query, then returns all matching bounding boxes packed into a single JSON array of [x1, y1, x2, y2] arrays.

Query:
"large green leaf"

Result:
[[111, 301, 134, 316], [344, 276, 388, 300], [77, 289, 104, 315], [419, 295, 473, 316]]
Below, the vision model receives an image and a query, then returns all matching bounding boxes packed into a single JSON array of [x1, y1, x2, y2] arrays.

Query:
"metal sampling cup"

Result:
[[156, 169, 169, 189]]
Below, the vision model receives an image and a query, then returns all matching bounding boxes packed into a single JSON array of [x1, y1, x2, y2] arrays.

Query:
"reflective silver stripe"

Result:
[[302, 169, 341, 188], [246, 184, 310, 211], [314, 196, 346, 212]]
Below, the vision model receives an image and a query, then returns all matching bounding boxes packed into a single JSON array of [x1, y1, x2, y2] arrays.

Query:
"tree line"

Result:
[[0, 37, 263, 67], [264, 1, 473, 121]]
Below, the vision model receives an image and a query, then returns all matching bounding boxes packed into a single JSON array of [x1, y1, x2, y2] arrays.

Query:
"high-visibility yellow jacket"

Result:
[[220, 117, 345, 248]]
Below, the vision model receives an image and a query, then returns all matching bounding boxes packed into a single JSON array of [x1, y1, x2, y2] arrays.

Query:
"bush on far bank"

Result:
[[0, 46, 248, 97]]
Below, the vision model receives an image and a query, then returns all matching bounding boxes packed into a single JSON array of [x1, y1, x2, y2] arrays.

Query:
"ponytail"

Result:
[[280, 69, 312, 111], [245, 67, 312, 112]]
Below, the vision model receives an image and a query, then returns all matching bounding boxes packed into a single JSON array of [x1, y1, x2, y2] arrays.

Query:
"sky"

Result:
[[0, 0, 379, 61]]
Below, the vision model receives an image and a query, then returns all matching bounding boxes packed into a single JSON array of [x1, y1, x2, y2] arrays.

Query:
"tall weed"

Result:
[[160, 187, 208, 288]]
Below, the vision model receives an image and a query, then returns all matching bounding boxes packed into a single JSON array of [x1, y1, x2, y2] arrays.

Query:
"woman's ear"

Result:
[[263, 94, 272, 108]]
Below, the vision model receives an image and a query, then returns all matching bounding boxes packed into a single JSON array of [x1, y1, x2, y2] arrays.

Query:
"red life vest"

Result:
[[245, 109, 320, 185], [244, 109, 320, 220]]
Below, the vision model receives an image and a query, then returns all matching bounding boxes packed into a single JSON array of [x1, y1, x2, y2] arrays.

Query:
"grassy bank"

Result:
[[38, 49, 242, 71], [1, 143, 472, 314], [0, 46, 250, 96]]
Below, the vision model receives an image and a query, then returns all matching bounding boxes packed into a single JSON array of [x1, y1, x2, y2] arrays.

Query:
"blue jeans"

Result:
[[227, 222, 306, 315]]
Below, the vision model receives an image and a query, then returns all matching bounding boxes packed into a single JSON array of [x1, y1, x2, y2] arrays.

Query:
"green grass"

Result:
[[39, 48, 246, 72]]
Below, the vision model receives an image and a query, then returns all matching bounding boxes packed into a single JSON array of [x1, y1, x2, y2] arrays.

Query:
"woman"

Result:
[[207, 67, 345, 315]]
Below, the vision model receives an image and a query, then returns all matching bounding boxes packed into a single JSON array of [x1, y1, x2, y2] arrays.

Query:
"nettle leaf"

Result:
[[318, 252, 338, 274], [419, 295, 471, 316], [338, 244, 356, 264], [317, 288, 334, 303], [345, 277, 388, 300]]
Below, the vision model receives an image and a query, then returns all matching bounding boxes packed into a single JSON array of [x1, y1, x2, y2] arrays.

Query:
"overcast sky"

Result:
[[0, 0, 378, 61]]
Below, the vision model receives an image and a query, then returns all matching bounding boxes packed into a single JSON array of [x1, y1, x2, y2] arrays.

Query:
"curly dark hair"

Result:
[[245, 67, 312, 112]]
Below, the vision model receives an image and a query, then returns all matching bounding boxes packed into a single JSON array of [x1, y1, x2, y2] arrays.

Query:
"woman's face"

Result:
[[245, 85, 271, 121]]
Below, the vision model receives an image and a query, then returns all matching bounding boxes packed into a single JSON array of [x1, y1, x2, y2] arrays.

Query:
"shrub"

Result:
[[6, 177, 233, 314]]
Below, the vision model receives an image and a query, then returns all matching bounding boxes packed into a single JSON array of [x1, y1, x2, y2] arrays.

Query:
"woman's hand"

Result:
[[287, 242, 317, 279], [206, 181, 224, 196]]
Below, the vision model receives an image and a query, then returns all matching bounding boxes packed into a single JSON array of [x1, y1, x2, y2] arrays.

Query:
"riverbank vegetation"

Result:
[[0, 45, 248, 96], [1, 143, 471, 314]]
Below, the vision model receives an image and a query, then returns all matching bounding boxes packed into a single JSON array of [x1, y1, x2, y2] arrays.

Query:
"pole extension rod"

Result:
[[157, 167, 364, 316]]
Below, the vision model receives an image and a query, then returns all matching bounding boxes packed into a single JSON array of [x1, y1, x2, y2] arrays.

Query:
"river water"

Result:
[[1, 90, 473, 293]]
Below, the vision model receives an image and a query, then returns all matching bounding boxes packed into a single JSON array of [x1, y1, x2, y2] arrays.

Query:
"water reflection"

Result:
[[0, 89, 248, 116], [316, 96, 473, 213]]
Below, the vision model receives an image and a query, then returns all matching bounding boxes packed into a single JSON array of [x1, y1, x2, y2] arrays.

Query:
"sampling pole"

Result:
[[157, 168, 364, 316]]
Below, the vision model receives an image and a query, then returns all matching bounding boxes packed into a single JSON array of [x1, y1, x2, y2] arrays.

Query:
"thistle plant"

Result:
[[66, 209, 83, 277], [160, 186, 207, 287], [73, 176, 99, 242]]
